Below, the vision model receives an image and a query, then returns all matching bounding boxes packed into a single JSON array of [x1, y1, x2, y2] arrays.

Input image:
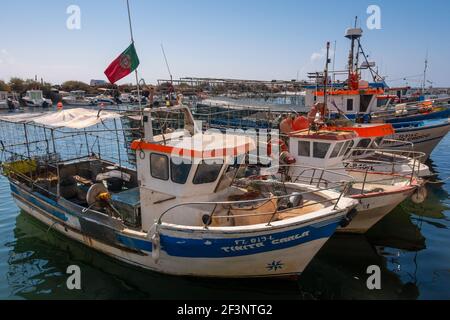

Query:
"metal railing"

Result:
[[347, 148, 426, 181], [155, 165, 355, 229]]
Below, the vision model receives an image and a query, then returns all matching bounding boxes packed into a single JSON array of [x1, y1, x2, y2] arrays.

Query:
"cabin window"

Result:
[[313, 142, 330, 159], [150, 153, 169, 181], [193, 160, 223, 184], [170, 157, 192, 184], [298, 141, 311, 157], [346, 99, 354, 111], [330, 142, 345, 158], [343, 140, 355, 157], [339, 141, 350, 157], [354, 138, 372, 156], [373, 137, 383, 148]]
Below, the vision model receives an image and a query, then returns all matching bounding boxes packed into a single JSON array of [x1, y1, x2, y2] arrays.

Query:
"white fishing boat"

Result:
[[326, 122, 432, 176], [0, 91, 8, 109], [268, 128, 425, 234], [0, 106, 358, 278], [21, 90, 52, 107], [62, 90, 93, 106], [118, 93, 133, 104], [382, 118, 450, 159], [93, 88, 117, 105]]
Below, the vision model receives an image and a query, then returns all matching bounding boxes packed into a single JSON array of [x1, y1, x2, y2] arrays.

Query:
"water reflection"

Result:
[[1, 116, 449, 299], [7, 210, 428, 300], [8, 213, 303, 300]]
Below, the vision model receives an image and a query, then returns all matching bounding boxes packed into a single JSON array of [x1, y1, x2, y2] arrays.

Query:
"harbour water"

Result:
[[0, 108, 449, 300]]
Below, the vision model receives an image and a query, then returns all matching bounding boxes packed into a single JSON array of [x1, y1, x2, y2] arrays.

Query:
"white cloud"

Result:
[[0, 49, 15, 65], [310, 52, 323, 62], [310, 47, 334, 63]]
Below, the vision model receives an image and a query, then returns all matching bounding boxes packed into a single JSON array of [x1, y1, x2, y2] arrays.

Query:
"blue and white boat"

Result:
[[383, 118, 450, 159], [0, 106, 357, 278]]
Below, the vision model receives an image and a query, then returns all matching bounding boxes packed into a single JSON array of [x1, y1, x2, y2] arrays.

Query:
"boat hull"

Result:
[[10, 181, 350, 278], [338, 188, 415, 234], [385, 120, 450, 159]]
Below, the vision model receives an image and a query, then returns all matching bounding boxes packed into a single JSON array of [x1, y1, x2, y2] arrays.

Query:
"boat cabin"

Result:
[[71, 90, 86, 98], [131, 105, 256, 231], [25, 90, 44, 101], [288, 129, 356, 169], [304, 85, 384, 117], [326, 123, 395, 158]]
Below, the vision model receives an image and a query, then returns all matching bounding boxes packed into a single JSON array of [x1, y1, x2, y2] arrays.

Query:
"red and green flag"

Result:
[[104, 43, 140, 84]]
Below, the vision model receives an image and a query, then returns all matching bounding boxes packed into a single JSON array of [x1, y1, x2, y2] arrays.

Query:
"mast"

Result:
[[345, 17, 362, 89], [332, 40, 337, 85], [422, 51, 428, 95], [323, 41, 331, 118], [126, 0, 143, 123]]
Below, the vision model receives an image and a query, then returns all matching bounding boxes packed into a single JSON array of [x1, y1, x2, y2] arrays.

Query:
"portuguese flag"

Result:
[[104, 43, 140, 84]]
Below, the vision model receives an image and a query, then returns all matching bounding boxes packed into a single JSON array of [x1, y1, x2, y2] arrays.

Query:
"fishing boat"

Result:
[[264, 127, 426, 234], [21, 90, 52, 108], [0, 105, 358, 278], [304, 25, 450, 127], [383, 118, 450, 159], [93, 88, 117, 105], [0, 91, 8, 109], [326, 122, 431, 176], [62, 90, 94, 106]]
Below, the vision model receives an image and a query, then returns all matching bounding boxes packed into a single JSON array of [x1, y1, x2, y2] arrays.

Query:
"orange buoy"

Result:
[[292, 116, 310, 131], [57, 102, 63, 110]]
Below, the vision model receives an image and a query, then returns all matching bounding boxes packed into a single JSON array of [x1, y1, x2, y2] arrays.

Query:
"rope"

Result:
[[424, 176, 450, 184]]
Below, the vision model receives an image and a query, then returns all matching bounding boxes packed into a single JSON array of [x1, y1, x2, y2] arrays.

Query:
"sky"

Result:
[[1, 0, 450, 87]]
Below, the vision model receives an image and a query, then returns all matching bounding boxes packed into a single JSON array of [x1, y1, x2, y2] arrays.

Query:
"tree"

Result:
[[8, 77, 25, 93], [61, 81, 91, 93], [0, 80, 10, 92]]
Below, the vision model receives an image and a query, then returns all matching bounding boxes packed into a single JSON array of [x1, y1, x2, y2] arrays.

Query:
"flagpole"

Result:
[[126, 0, 143, 125]]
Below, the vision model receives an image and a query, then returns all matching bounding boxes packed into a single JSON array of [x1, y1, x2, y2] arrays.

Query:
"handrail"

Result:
[[381, 138, 415, 150], [350, 148, 426, 162], [155, 179, 352, 228]]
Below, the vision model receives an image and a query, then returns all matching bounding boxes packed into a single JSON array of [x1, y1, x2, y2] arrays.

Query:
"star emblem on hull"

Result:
[[267, 260, 284, 271]]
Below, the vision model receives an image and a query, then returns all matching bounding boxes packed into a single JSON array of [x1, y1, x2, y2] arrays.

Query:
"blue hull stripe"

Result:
[[11, 182, 342, 259], [116, 218, 341, 258], [387, 109, 450, 124], [10, 184, 68, 222], [393, 121, 450, 132], [159, 220, 340, 258]]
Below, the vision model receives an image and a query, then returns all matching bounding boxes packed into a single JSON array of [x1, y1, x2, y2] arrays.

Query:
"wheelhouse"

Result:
[[288, 129, 357, 168], [131, 105, 256, 230], [327, 123, 395, 158]]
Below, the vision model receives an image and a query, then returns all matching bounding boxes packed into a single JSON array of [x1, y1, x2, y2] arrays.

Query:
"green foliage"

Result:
[[8, 77, 25, 93], [61, 81, 92, 93], [0, 80, 10, 92]]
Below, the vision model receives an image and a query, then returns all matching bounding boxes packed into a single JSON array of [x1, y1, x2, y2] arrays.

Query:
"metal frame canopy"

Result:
[[0, 108, 122, 129]]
